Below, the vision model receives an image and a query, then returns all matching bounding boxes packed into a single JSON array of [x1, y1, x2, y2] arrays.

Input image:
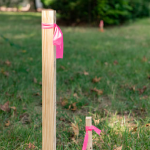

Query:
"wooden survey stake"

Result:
[[86, 117, 93, 150], [42, 10, 56, 150]]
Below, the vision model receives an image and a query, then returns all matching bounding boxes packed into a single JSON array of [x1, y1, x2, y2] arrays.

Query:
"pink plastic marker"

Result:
[[99, 20, 104, 32], [82, 125, 101, 150], [42, 23, 63, 59]]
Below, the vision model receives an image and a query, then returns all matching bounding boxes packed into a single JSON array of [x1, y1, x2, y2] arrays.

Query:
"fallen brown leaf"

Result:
[[59, 117, 65, 121], [146, 124, 150, 127], [140, 95, 148, 100], [113, 60, 118, 65], [5, 120, 10, 127], [71, 137, 78, 144], [61, 98, 68, 107], [93, 118, 100, 125], [68, 104, 71, 110], [3, 71, 9, 77], [142, 56, 147, 62], [17, 95, 22, 100], [129, 85, 136, 92], [141, 108, 146, 113], [91, 88, 103, 95], [71, 102, 77, 111], [73, 93, 78, 98], [11, 106, 16, 110], [138, 86, 147, 94], [104, 109, 109, 115], [19, 113, 29, 119], [71, 123, 79, 136], [5, 60, 11, 66], [92, 76, 102, 83], [114, 146, 122, 150], [33, 78, 37, 83], [33, 92, 40, 96], [11, 106, 17, 116], [0, 101, 11, 112], [27, 142, 35, 149], [60, 66, 65, 70], [105, 62, 108, 66], [20, 113, 31, 124], [132, 127, 138, 132], [84, 71, 89, 76], [5, 92, 11, 97], [22, 50, 27, 53]]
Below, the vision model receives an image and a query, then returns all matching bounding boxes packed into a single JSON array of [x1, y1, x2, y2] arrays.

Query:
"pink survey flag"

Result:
[[42, 23, 63, 59], [82, 125, 101, 150], [99, 20, 104, 32]]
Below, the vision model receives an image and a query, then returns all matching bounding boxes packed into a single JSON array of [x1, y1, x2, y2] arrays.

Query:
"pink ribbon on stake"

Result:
[[42, 23, 63, 59], [82, 125, 101, 150], [99, 20, 104, 28]]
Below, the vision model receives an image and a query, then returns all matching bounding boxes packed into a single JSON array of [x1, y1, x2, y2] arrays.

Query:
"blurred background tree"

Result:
[[0, 0, 22, 7], [0, 0, 37, 10], [41, 0, 150, 25]]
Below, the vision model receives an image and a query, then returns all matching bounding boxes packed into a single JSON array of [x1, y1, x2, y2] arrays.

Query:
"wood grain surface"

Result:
[[42, 10, 56, 150], [86, 117, 93, 150]]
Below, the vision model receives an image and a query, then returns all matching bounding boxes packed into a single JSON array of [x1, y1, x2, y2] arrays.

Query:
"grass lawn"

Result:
[[0, 12, 150, 150]]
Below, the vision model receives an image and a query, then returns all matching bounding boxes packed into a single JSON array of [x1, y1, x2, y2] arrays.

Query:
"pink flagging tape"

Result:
[[82, 125, 101, 150], [99, 20, 104, 28], [42, 23, 63, 59]]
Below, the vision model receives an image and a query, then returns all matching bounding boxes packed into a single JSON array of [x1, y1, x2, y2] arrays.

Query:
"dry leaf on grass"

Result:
[[105, 62, 108, 66], [33, 92, 40, 96], [71, 102, 77, 111], [11, 106, 16, 110], [60, 66, 65, 70], [27, 143, 35, 149], [3, 71, 9, 77], [140, 108, 146, 113], [129, 85, 136, 92], [5, 60, 11, 66], [114, 146, 122, 150], [68, 102, 77, 111], [61, 98, 68, 107], [33, 78, 37, 83], [20, 113, 31, 124], [84, 71, 89, 76], [113, 60, 118, 65], [92, 76, 102, 83], [91, 88, 103, 95], [146, 124, 150, 127], [5, 92, 11, 97], [93, 118, 100, 125], [142, 56, 147, 62], [71, 137, 78, 144], [131, 127, 138, 132], [22, 50, 27, 53], [138, 86, 147, 94], [140, 95, 148, 100], [59, 117, 65, 121], [5, 120, 10, 127], [11, 106, 17, 116], [71, 123, 79, 136], [0, 101, 11, 112], [68, 104, 71, 110], [73, 93, 78, 98]]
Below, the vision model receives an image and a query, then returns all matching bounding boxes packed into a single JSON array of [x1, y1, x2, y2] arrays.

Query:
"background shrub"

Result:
[[40, 0, 150, 25]]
